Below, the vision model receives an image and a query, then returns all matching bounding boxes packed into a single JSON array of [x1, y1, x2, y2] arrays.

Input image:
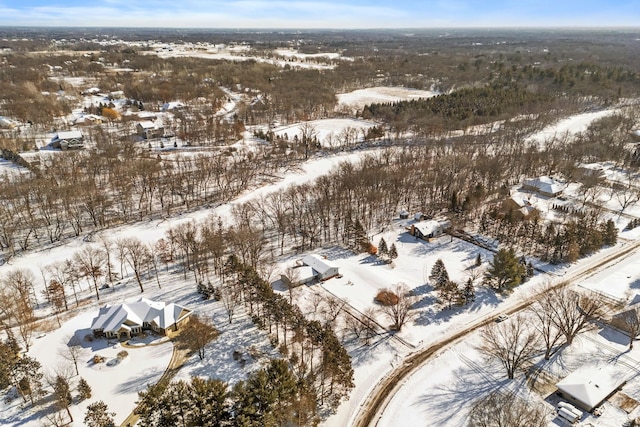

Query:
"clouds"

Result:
[[0, 0, 638, 28]]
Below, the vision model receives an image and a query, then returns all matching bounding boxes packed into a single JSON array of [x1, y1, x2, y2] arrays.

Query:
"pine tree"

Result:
[[438, 281, 461, 310], [475, 253, 482, 266], [429, 259, 449, 290], [388, 243, 398, 260], [463, 278, 475, 304], [53, 375, 73, 422], [84, 401, 116, 427], [378, 237, 388, 257], [77, 377, 92, 400], [12, 355, 44, 405], [484, 248, 526, 292]]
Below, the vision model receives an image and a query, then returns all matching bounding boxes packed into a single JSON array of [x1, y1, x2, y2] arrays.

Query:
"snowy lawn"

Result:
[[336, 87, 438, 113]]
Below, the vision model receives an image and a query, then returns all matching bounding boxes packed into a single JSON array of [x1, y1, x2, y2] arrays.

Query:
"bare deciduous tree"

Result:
[[59, 335, 84, 376], [478, 314, 540, 379], [177, 315, 218, 360], [73, 246, 106, 301], [377, 283, 416, 331], [469, 390, 550, 427]]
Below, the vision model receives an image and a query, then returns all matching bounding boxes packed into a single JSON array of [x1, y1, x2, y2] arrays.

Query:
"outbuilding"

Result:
[[302, 254, 340, 281]]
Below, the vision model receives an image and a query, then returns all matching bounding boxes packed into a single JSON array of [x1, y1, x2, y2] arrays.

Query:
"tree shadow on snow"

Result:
[[415, 359, 510, 425]]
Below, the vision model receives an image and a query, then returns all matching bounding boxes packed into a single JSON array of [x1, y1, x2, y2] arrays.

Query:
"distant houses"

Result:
[[90, 298, 192, 340]]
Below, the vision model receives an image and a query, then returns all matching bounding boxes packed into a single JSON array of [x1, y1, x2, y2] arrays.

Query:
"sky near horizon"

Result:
[[0, 1, 639, 29]]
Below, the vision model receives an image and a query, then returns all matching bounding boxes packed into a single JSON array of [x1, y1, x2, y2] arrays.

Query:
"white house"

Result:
[[90, 298, 192, 340], [523, 176, 565, 197], [302, 254, 340, 281], [51, 130, 84, 150], [556, 364, 627, 411], [410, 218, 451, 241], [136, 121, 164, 139]]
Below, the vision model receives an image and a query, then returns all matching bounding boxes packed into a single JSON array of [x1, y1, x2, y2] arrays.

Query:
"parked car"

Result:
[[495, 314, 509, 322]]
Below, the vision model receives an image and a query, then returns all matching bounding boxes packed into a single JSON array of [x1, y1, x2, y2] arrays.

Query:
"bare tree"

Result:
[[46, 365, 74, 423], [478, 314, 539, 379], [469, 390, 550, 427], [1, 269, 37, 351], [59, 335, 84, 376], [528, 285, 565, 360], [119, 237, 150, 293], [377, 283, 416, 331], [73, 246, 106, 301], [176, 315, 218, 360], [322, 295, 347, 327], [546, 288, 602, 345], [220, 285, 240, 324], [618, 307, 640, 349]]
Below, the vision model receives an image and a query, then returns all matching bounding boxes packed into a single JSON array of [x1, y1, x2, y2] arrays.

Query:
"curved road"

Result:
[[352, 239, 640, 427]]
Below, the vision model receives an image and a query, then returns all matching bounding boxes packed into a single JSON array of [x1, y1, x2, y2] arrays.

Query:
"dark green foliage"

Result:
[[463, 278, 476, 305], [388, 243, 398, 260], [12, 355, 44, 405], [77, 377, 92, 400], [378, 237, 388, 257], [484, 248, 526, 292], [84, 401, 116, 427], [429, 259, 449, 290]]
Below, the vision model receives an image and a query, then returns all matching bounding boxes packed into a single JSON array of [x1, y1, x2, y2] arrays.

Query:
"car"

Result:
[[495, 314, 509, 322]]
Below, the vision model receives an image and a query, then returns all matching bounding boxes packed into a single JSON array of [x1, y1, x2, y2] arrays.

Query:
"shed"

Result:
[[556, 365, 627, 411], [302, 254, 340, 280], [399, 210, 409, 219]]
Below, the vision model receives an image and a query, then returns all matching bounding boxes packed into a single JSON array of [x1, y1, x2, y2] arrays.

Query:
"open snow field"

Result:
[[337, 86, 438, 112], [273, 118, 377, 147]]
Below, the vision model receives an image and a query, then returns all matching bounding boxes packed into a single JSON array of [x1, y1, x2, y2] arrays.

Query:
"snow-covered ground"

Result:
[[272, 118, 377, 147], [336, 86, 438, 113], [525, 108, 619, 148]]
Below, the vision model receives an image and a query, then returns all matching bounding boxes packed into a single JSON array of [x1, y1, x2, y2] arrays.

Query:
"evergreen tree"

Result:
[[429, 259, 449, 290], [378, 237, 388, 257], [602, 219, 618, 246], [84, 401, 116, 427], [527, 262, 535, 278], [388, 243, 398, 260], [438, 280, 461, 310], [475, 253, 482, 266], [77, 377, 92, 400], [463, 278, 476, 304], [53, 374, 73, 422], [484, 248, 526, 292], [12, 355, 44, 405], [190, 377, 231, 427]]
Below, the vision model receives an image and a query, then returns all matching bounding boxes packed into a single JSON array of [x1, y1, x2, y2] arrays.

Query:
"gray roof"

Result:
[[91, 298, 191, 333]]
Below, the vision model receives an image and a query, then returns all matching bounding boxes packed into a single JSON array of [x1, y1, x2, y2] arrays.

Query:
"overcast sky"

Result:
[[0, 0, 639, 28]]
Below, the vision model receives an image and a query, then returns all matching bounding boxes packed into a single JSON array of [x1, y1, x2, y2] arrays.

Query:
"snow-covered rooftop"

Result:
[[556, 364, 627, 411], [523, 176, 565, 196], [91, 297, 191, 333], [302, 254, 339, 276]]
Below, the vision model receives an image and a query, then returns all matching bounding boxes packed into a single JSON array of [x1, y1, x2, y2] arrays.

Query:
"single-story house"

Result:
[[503, 195, 538, 219], [522, 176, 565, 197], [281, 265, 316, 286], [302, 254, 340, 281], [556, 365, 627, 411], [90, 298, 192, 341], [51, 130, 84, 150], [136, 121, 164, 139], [410, 219, 451, 241]]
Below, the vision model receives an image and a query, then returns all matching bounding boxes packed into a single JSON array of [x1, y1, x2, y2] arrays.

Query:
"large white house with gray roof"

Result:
[[90, 298, 192, 340]]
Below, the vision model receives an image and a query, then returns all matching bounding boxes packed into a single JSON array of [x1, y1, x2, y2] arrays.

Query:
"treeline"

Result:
[[136, 359, 319, 427], [0, 143, 274, 257], [363, 83, 552, 131], [479, 211, 618, 264]]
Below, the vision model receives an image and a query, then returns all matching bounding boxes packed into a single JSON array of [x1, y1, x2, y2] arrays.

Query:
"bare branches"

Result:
[[478, 314, 539, 379]]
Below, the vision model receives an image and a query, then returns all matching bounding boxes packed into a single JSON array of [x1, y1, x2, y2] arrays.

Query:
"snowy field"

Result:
[[525, 108, 619, 148], [272, 118, 377, 147], [336, 86, 438, 113]]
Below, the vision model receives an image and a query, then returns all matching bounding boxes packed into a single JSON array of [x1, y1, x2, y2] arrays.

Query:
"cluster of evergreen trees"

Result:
[[136, 359, 316, 427], [480, 211, 617, 264], [429, 259, 475, 309], [223, 258, 354, 411]]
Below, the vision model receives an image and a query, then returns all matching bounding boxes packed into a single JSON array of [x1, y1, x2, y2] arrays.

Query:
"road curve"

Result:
[[352, 240, 640, 427]]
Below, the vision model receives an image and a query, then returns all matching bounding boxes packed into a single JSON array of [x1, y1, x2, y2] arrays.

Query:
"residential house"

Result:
[[556, 365, 627, 411], [503, 195, 538, 220], [410, 218, 451, 241], [90, 298, 192, 341], [302, 254, 340, 281], [51, 130, 84, 150], [137, 121, 164, 139], [522, 176, 565, 197]]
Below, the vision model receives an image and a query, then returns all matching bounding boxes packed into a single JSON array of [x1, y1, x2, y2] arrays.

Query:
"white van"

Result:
[[558, 407, 580, 424]]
